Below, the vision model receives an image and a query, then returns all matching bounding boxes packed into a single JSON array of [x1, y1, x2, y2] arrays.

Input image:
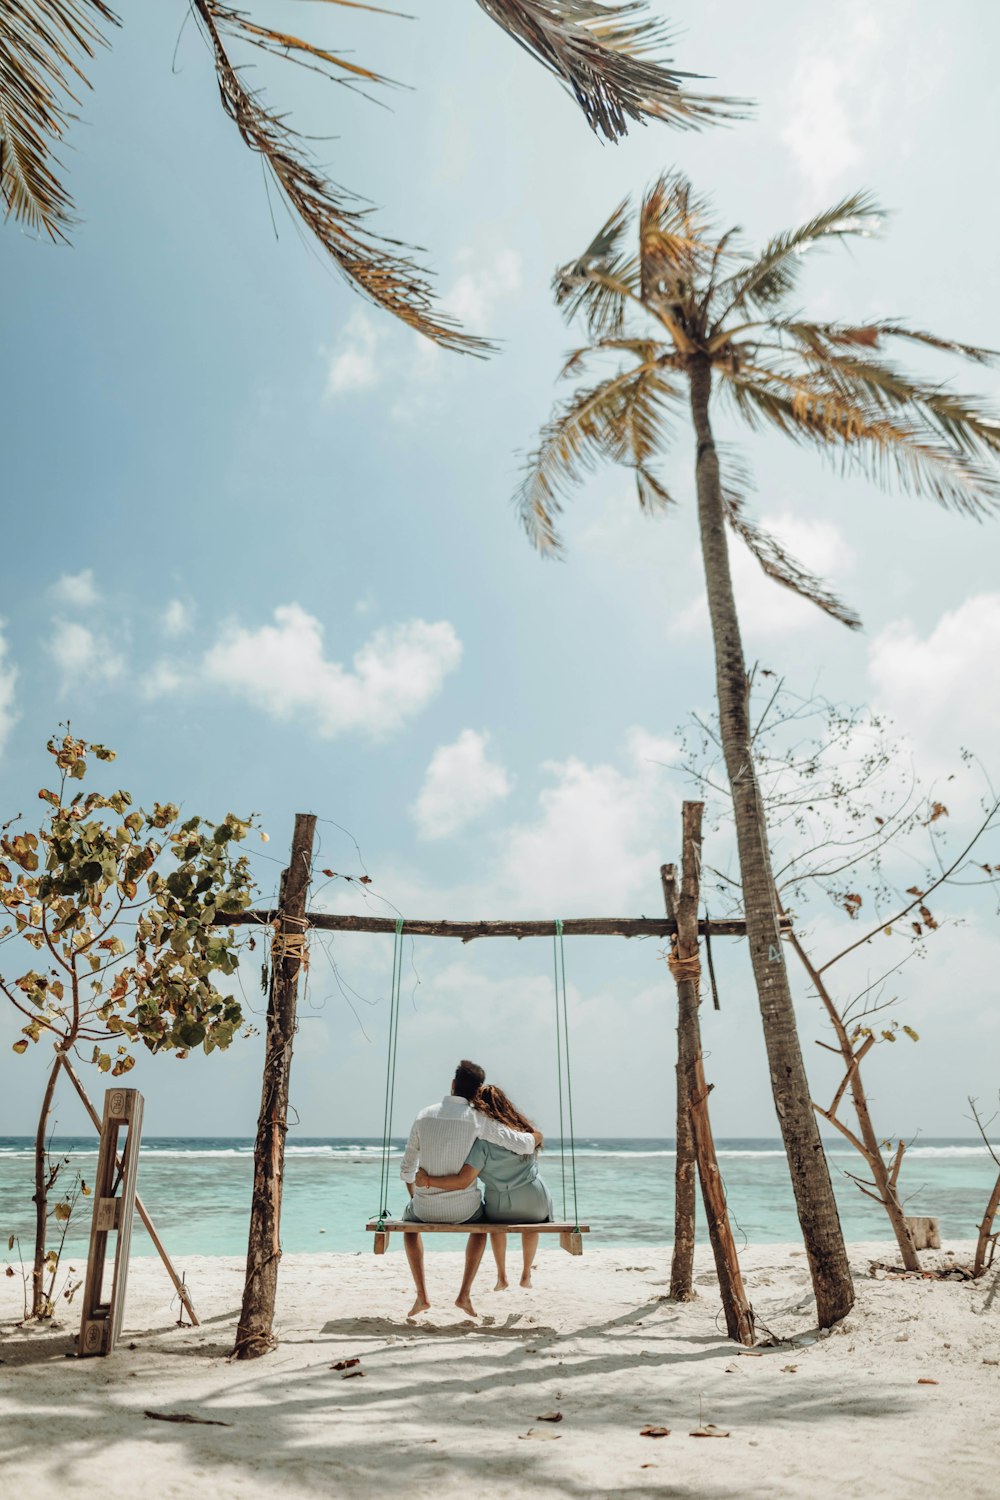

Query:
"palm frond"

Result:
[[475, 0, 747, 141], [517, 360, 679, 550], [560, 335, 667, 377], [711, 192, 883, 325], [637, 171, 713, 320], [721, 474, 862, 630], [0, 0, 118, 241], [761, 328, 1000, 468], [553, 197, 643, 338], [779, 319, 997, 367], [193, 1, 491, 353], [720, 360, 1000, 518]]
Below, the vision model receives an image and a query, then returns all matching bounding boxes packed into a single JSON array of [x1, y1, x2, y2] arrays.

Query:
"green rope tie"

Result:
[[376, 918, 405, 1229]]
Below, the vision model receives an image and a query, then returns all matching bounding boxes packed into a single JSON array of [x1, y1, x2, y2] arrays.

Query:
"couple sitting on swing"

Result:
[[399, 1058, 552, 1317]]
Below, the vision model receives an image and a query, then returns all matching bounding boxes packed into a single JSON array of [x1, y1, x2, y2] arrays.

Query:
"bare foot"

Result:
[[408, 1296, 430, 1317], [455, 1294, 477, 1317], [520, 1273, 533, 1288], [494, 1276, 509, 1292]]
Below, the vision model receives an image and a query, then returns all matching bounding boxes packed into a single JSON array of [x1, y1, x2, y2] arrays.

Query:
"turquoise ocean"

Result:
[[1, 1137, 994, 1261]]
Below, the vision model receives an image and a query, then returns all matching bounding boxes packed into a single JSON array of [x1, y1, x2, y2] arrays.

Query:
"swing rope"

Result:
[[553, 919, 580, 1235], [373, 915, 582, 1238], [376, 918, 405, 1230]]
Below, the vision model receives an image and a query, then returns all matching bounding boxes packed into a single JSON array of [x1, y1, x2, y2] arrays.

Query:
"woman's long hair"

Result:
[[474, 1083, 536, 1135]]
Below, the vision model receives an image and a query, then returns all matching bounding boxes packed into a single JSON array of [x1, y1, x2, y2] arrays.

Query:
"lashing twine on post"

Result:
[[271, 913, 311, 972], [667, 950, 702, 986]]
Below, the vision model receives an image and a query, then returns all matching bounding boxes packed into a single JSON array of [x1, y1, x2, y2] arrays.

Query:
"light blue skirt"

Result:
[[483, 1177, 553, 1225]]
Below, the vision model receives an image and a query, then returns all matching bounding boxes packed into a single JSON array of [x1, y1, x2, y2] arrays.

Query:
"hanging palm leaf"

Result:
[[0, 0, 118, 241], [476, 0, 746, 139], [2, 1, 742, 350], [192, 1, 492, 354]]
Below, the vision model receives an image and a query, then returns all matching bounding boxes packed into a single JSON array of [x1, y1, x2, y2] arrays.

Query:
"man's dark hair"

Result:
[[453, 1059, 486, 1102]]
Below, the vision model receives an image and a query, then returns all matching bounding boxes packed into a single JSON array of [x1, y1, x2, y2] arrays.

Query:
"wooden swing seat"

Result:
[[366, 1220, 589, 1256]]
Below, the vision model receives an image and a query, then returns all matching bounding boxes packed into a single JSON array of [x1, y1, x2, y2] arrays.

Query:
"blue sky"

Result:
[[2, 0, 999, 1143]]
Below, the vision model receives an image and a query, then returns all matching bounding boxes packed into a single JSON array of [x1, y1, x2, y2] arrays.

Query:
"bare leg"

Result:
[[491, 1232, 509, 1291], [520, 1232, 539, 1288], [456, 1234, 488, 1317], [404, 1233, 430, 1316]]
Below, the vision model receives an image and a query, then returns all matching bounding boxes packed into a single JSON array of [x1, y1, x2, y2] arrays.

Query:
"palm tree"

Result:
[[0, 2, 742, 350], [516, 172, 1000, 1326]]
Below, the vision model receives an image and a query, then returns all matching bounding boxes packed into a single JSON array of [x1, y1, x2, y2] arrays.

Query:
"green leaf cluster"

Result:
[[1, 734, 259, 1068]]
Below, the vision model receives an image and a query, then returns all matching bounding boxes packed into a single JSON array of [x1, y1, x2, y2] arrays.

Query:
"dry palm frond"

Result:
[[720, 478, 862, 630], [554, 198, 642, 337], [637, 171, 712, 301], [710, 192, 883, 325], [517, 360, 679, 549], [0, 0, 118, 241], [193, 1, 492, 353], [777, 320, 998, 366], [719, 361, 1000, 518], [476, 0, 746, 140]]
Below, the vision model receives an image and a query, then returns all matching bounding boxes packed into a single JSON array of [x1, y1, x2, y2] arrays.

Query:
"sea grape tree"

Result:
[[0, 732, 258, 1316]]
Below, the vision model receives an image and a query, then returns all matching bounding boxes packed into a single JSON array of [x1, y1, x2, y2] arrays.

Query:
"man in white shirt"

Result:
[[399, 1059, 540, 1317]]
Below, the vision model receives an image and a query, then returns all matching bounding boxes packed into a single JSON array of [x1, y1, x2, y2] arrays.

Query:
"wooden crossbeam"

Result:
[[217, 912, 782, 940]]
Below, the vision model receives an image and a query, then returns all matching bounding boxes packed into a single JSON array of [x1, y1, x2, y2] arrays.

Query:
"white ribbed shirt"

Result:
[[399, 1096, 535, 1223]]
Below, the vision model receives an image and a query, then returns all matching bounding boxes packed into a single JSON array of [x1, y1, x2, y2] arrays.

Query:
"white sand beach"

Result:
[[2, 1241, 998, 1499]]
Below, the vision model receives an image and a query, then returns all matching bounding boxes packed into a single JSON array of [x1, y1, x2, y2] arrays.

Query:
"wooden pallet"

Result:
[[78, 1088, 143, 1357], [366, 1220, 589, 1256]]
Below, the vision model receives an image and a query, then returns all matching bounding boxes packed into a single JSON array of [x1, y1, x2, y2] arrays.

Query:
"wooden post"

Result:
[[234, 812, 316, 1359], [78, 1088, 143, 1357], [57, 1054, 199, 1327], [674, 802, 755, 1346], [663, 862, 697, 1302]]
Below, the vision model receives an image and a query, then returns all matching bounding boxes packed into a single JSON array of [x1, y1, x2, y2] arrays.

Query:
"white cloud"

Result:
[[162, 599, 194, 637], [412, 729, 512, 839], [868, 593, 1000, 764], [202, 604, 462, 739], [322, 250, 521, 416], [671, 513, 855, 641], [444, 249, 522, 330], [48, 620, 125, 689], [0, 624, 18, 755], [494, 728, 680, 911], [324, 311, 382, 398], [354, 727, 682, 918], [52, 568, 100, 609], [779, 28, 872, 199], [778, 2, 938, 202], [142, 660, 184, 698]]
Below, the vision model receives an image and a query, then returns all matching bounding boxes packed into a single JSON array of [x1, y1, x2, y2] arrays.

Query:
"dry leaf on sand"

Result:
[[690, 1424, 730, 1438], [331, 1358, 361, 1371], [536, 1412, 563, 1422]]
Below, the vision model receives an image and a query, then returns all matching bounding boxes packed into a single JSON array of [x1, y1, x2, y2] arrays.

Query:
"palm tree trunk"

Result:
[[687, 356, 854, 1327]]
